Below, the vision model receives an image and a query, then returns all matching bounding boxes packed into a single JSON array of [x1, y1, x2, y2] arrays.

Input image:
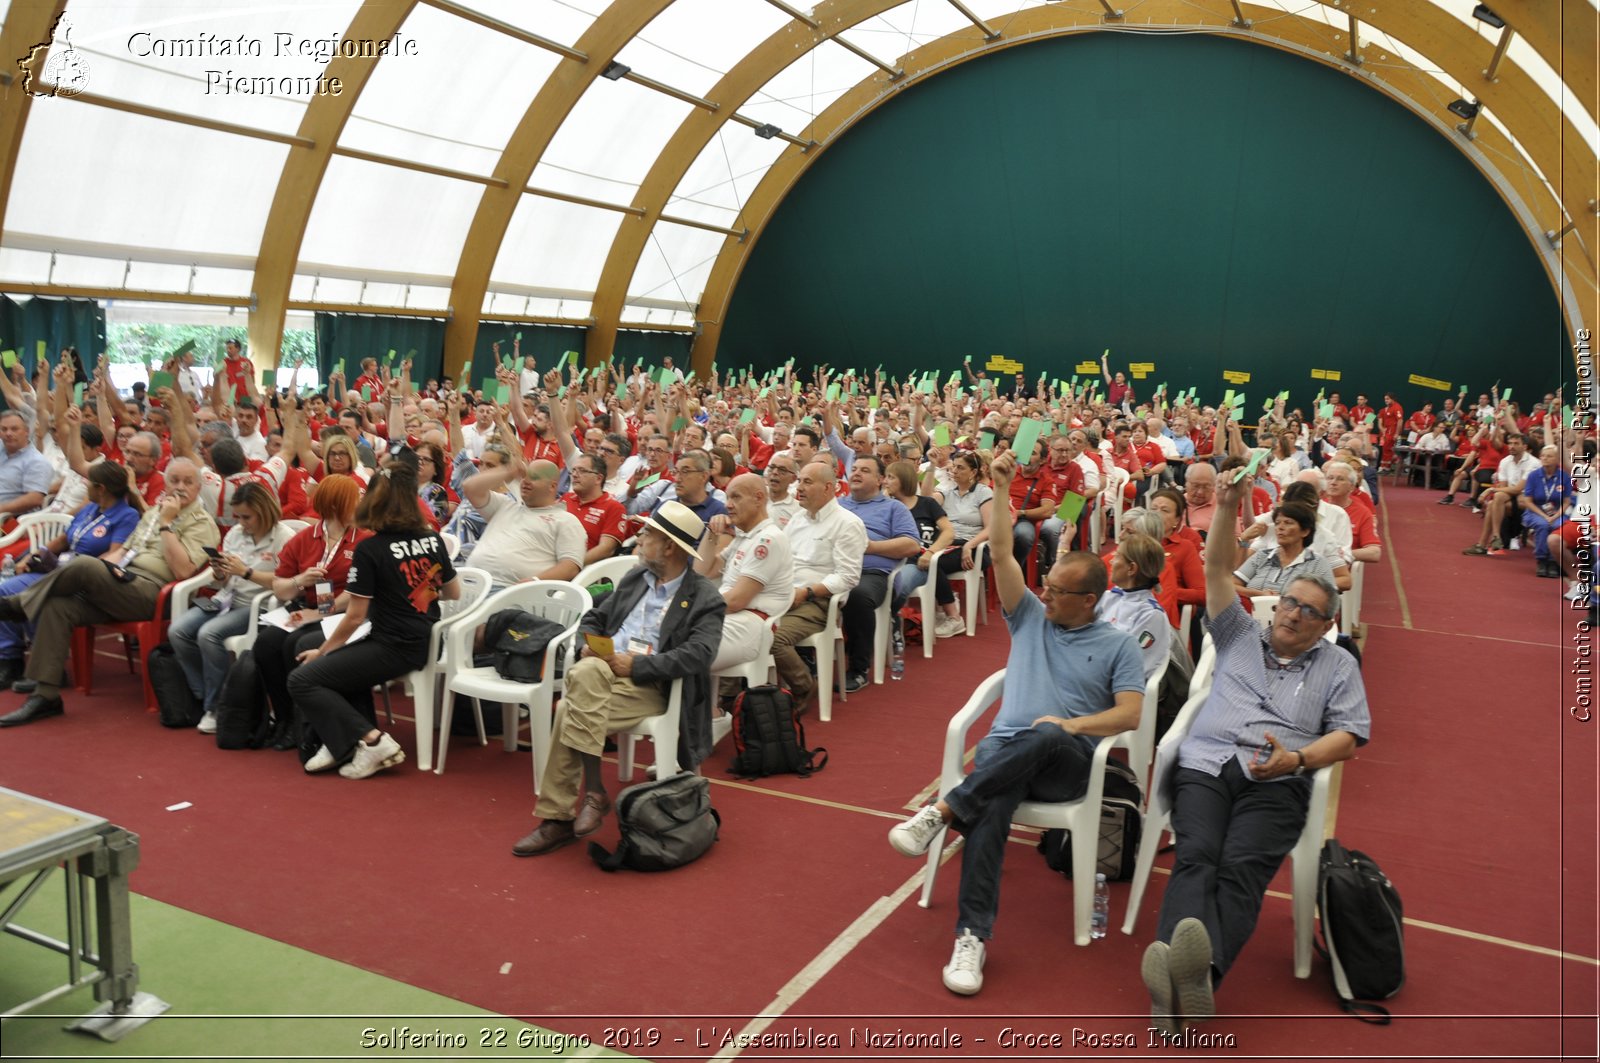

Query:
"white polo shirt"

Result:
[[719, 517, 794, 620]]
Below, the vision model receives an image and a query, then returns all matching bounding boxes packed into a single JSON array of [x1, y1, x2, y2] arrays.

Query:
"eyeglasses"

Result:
[[599, 446, 621, 455], [1275, 595, 1331, 621], [1041, 584, 1098, 600]]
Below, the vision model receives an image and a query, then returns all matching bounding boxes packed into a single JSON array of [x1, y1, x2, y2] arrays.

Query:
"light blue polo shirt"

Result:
[[991, 592, 1146, 749], [0, 443, 53, 504]]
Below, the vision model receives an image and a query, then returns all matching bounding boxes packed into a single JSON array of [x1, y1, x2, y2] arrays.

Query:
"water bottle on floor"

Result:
[[1, 555, 13, 579], [1091, 873, 1109, 939], [890, 626, 904, 680]]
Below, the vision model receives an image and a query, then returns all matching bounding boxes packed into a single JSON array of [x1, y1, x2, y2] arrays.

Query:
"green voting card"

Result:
[[739, 408, 757, 424], [979, 430, 995, 451], [1012, 417, 1045, 461], [932, 424, 952, 447], [1055, 490, 1087, 523], [149, 371, 174, 393]]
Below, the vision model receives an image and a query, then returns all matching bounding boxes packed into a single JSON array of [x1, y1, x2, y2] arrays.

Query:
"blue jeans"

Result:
[[892, 560, 949, 612], [941, 726, 1092, 939], [0, 571, 46, 660], [168, 605, 253, 712], [1522, 511, 1564, 560]]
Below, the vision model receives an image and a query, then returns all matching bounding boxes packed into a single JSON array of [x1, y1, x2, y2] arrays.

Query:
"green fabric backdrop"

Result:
[[717, 33, 1570, 411], [0, 295, 105, 385], [314, 313, 447, 389]]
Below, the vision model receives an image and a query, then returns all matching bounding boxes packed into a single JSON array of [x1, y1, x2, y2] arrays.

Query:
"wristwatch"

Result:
[[1292, 750, 1307, 776], [159, 525, 175, 535], [805, 587, 815, 603]]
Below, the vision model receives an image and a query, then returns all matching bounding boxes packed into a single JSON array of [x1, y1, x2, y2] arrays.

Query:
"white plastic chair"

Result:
[[916, 669, 1146, 946], [1099, 467, 1132, 548], [913, 541, 988, 654], [617, 677, 684, 782], [1124, 655, 1170, 802], [0, 511, 73, 554], [441, 530, 461, 561], [1177, 603, 1194, 646], [574, 554, 639, 591], [1340, 561, 1364, 637], [871, 560, 907, 684], [403, 566, 492, 772], [437, 580, 590, 788], [800, 590, 848, 722]]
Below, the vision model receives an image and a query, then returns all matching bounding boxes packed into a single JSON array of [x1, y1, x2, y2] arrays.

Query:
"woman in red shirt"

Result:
[[250, 474, 373, 750], [1147, 488, 1206, 627]]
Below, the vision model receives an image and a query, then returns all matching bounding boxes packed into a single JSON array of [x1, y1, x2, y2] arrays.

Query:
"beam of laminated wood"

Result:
[[247, 1, 421, 369]]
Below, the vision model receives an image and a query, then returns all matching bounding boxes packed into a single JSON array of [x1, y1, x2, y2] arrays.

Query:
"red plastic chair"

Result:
[[69, 571, 212, 713]]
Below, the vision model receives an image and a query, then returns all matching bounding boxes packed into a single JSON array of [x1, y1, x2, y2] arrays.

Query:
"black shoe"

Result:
[[0, 693, 64, 727], [835, 672, 869, 694], [1437, 495, 1455, 505], [0, 658, 23, 689]]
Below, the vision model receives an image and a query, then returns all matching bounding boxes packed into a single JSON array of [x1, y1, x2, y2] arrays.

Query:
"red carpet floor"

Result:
[[1, 480, 1594, 1059]]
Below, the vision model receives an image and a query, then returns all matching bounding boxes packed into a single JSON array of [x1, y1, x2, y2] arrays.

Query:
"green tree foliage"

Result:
[[105, 323, 315, 367]]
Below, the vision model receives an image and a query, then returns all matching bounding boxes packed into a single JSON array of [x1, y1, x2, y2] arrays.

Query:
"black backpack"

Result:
[[148, 644, 204, 728], [1036, 758, 1143, 881], [727, 685, 827, 778], [482, 609, 566, 682], [587, 772, 721, 872], [1316, 837, 1404, 1022], [214, 650, 271, 750]]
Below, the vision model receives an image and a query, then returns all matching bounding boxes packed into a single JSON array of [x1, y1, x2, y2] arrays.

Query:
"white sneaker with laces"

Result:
[[196, 711, 218, 734], [934, 615, 966, 639], [1509, 538, 1523, 551], [304, 745, 337, 773], [1565, 584, 1587, 601], [888, 805, 947, 857], [942, 930, 986, 995], [338, 733, 406, 779]]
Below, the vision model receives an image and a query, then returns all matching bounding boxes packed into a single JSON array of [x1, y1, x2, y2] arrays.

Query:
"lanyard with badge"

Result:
[[628, 587, 674, 655], [316, 522, 351, 607]]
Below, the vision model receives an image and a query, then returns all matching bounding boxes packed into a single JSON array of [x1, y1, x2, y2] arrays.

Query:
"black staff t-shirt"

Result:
[[345, 530, 457, 650]]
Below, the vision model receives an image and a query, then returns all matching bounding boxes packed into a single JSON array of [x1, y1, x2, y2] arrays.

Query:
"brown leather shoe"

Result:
[[573, 791, 612, 837], [511, 820, 576, 857]]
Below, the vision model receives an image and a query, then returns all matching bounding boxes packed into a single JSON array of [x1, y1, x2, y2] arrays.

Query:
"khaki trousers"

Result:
[[770, 599, 828, 703], [533, 656, 665, 820]]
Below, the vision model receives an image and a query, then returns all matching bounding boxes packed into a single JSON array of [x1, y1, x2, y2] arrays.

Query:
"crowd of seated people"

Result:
[[0, 342, 1585, 1022]]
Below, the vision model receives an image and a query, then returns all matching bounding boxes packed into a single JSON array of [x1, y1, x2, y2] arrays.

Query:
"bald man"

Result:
[[697, 474, 794, 699], [464, 454, 586, 589], [770, 461, 867, 709], [1182, 462, 1219, 537]]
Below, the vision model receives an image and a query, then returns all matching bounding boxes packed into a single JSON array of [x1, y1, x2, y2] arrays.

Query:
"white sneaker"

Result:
[[1509, 538, 1523, 551], [304, 745, 337, 773], [888, 805, 947, 857], [934, 615, 966, 639], [196, 711, 218, 734], [942, 930, 986, 995], [339, 733, 406, 779], [1565, 584, 1588, 601]]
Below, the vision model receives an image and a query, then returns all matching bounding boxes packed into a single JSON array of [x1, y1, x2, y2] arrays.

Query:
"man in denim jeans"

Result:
[[886, 451, 1145, 996]]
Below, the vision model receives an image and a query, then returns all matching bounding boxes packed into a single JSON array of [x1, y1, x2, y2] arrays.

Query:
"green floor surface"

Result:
[[1, 880, 625, 1061]]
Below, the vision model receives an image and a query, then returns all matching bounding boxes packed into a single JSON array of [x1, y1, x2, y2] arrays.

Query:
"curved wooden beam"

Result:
[[437, 0, 672, 378], [687, 0, 1596, 372], [586, 0, 914, 366], [0, 1, 70, 247], [247, 1, 419, 369], [1490, 0, 1597, 129]]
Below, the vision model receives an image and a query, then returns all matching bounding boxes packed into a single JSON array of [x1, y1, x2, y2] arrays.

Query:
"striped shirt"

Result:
[[1180, 600, 1370, 781]]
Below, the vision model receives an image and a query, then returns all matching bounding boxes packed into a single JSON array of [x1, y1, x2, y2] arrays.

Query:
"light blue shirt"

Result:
[[991, 593, 1145, 748], [0, 444, 52, 504], [613, 567, 687, 654], [1181, 600, 1370, 780]]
